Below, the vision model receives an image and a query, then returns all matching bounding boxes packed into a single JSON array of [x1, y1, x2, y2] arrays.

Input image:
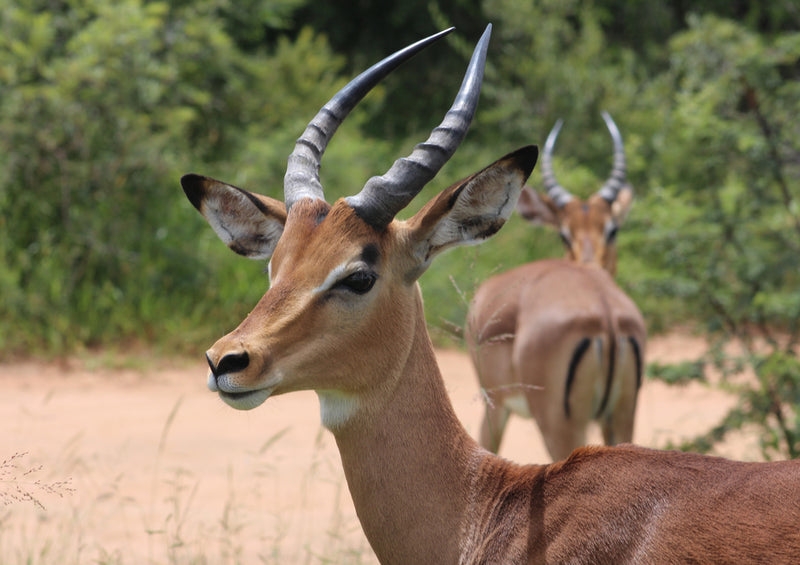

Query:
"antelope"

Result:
[[182, 26, 800, 565], [466, 114, 647, 462]]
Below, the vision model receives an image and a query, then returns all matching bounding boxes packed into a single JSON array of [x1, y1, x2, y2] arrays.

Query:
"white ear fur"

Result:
[[407, 147, 537, 278], [428, 169, 520, 250], [610, 186, 634, 225], [182, 175, 286, 260]]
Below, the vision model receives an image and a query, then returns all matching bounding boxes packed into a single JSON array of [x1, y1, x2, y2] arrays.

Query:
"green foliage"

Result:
[[638, 14, 800, 459], [671, 350, 800, 460], [481, 0, 645, 147], [0, 0, 345, 355], [648, 360, 706, 386]]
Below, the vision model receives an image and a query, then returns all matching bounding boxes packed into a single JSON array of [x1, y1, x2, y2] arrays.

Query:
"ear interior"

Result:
[[405, 145, 538, 278], [610, 186, 634, 225], [181, 174, 287, 260]]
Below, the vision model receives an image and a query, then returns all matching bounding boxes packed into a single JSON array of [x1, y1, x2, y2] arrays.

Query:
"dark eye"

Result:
[[335, 271, 377, 295]]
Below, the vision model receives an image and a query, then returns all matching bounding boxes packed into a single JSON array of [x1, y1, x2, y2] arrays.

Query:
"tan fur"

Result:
[[467, 184, 646, 462]]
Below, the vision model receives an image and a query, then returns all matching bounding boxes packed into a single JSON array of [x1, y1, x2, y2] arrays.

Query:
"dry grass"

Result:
[[1, 452, 75, 511], [0, 450, 374, 565], [0, 391, 376, 565]]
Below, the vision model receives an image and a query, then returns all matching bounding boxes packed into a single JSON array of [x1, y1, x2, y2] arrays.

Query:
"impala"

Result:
[[182, 26, 800, 564], [466, 114, 647, 462]]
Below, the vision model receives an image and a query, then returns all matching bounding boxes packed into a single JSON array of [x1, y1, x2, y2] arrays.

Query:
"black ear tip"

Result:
[[180, 173, 206, 211], [524, 144, 539, 176], [506, 145, 539, 179]]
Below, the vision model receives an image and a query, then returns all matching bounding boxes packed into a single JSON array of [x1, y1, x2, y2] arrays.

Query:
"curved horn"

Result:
[[283, 27, 455, 212], [540, 118, 574, 208], [596, 111, 629, 203], [346, 24, 492, 228]]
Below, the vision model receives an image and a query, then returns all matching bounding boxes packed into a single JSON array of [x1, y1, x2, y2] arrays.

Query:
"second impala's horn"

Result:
[[540, 118, 574, 208], [596, 111, 629, 204]]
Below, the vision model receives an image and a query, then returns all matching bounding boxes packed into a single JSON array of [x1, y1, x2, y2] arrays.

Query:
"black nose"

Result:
[[207, 351, 250, 377]]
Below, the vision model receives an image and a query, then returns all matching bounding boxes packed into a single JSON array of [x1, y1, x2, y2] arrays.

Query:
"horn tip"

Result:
[[478, 23, 492, 46]]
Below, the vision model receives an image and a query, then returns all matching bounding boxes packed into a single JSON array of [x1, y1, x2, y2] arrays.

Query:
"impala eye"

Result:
[[335, 270, 377, 295]]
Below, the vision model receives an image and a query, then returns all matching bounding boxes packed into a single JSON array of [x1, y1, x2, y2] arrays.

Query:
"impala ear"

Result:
[[404, 145, 537, 279], [517, 186, 560, 227], [610, 185, 634, 226], [181, 174, 287, 260]]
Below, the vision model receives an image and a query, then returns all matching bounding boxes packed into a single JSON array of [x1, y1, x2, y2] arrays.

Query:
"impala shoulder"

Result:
[[542, 444, 667, 486], [460, 456, 546, 564]]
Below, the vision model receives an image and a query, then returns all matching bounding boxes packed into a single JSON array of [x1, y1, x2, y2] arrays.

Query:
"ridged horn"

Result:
[[596, 111, 629, 203], [346, 24, 493, 229], [283, 27, 455, 212], [540, 118, 574, 208]]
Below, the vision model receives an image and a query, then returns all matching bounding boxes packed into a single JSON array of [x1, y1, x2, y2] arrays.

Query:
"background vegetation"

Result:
[[2, 0, 799, 456]]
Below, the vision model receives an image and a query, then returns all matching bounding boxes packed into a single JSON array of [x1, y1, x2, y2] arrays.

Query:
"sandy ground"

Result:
[[1, 332, 760, 564]]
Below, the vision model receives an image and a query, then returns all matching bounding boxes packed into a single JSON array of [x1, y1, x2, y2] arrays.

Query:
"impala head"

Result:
[[516, 112, 633, 275], [181, 26, 537, 419]]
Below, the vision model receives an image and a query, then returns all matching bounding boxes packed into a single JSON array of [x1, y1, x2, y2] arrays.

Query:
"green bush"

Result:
[[0, 0, 345, 355]]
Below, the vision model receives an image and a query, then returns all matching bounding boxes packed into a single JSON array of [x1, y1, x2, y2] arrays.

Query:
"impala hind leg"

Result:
[[600, 336, 642, 446], [479, 405, 511, 454], [537, 413, 590, 462], [601, 408, 634, 446], [523, 334, 597, 462], [600, 385, 635, 446], [473, 341, 515, 453]]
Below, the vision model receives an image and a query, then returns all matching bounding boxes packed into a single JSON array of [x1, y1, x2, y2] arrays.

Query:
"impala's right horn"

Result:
[[347, 24, 493, 229], [283, 27, 455, 212], [540, 118, 574, 209], [596, 111, 629, 204]]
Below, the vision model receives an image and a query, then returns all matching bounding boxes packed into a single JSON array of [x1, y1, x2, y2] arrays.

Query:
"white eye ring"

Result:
[[313, 261, 372, 295]]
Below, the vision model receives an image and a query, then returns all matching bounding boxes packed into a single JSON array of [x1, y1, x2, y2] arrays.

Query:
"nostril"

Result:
[[207, 351, 250, 377], [206, 353, 219, 377]]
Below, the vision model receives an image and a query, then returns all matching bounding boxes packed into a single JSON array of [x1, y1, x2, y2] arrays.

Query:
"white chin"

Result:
[[219, 388, 272, 410]]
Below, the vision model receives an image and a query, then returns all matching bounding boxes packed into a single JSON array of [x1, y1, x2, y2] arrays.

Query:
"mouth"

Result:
[[207, 371, 273, 410], [218, 387, 273, 410]]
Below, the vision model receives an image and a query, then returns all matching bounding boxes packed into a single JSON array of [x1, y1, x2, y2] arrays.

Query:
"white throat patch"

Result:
[[317, 390, 361, 430]]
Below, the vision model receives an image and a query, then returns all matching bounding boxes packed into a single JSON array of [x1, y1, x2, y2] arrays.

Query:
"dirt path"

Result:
[[1, 333, 756, 564]]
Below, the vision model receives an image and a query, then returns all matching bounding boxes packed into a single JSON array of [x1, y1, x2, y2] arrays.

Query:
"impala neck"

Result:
[[325, 286, 484, 564]]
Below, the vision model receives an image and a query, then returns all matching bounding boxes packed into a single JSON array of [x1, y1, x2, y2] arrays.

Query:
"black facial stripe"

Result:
[[361, 243, 380, 267]]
